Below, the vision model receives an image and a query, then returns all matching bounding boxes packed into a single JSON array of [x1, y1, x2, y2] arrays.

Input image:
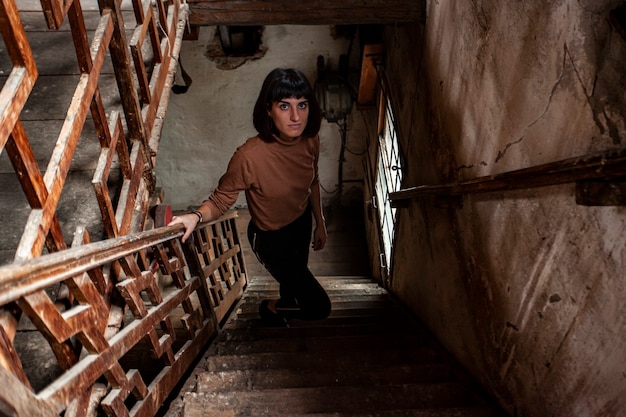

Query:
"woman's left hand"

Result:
[[312, 222, 327, 251]]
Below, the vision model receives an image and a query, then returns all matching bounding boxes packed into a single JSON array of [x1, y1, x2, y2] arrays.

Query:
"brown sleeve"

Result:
[[204, 149, 252, 216]]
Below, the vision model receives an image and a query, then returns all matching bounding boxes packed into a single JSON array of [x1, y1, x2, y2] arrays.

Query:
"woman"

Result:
[[169, 68, 331, 327]]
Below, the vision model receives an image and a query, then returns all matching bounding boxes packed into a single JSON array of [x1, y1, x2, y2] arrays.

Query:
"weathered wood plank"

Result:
[[5, 121, 49, 209], [130, 18, 152, 105], [93, 121, 123, 238], [67, 0, 92, 73], [38, 278, 205, 407], [14, 10, 117, 258], [212, 326, 426, 352], [5, 121, 67, 254], [147, 4, 188, 159], [0, 0, 38, 151], [15, 72, 96, 259], [183, 383, 472, 415], [39, 0, 70, 29], [0, 365, 57, 417], [99, 0, 147, 145], [196, 363, 452, 392], [115, 141, 145, 235], [187, 0, 425, 25], [143, 38, 171, 139], [0, 225, 183, 304]]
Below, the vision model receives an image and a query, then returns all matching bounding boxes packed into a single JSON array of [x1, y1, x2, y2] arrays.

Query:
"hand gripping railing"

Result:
[[0, 211, 247, 417]]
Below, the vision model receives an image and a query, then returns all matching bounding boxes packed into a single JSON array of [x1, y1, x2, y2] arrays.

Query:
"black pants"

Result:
[[247, 208, 331, 321]]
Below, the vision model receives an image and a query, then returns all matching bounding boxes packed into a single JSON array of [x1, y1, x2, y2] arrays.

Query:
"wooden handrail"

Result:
[[0, 211, 246, 417], [390, 148, 626, 205], [0, 224, 181, 305]]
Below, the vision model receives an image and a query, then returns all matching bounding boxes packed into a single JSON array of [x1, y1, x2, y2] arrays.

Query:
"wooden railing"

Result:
[[390, 148, 626, 206], [0, 212, 247, 417], [0, 0, 188, 261]]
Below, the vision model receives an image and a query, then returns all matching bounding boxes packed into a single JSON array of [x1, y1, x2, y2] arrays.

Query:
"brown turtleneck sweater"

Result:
[[202, 134, 319, 231]]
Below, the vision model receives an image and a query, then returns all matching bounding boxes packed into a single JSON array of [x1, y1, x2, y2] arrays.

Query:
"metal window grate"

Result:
[[375, 98, 403, 273]]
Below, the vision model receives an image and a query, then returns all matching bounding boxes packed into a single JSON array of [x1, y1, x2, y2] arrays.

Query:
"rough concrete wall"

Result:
[[155, 26, 367, 212], [382, 1, 626, 416]]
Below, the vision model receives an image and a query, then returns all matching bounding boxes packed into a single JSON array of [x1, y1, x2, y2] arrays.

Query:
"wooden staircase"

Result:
[[164, 207, 505, 417]]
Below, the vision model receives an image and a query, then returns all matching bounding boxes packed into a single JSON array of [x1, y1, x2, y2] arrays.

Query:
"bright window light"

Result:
[[375, 97, 403, 274]]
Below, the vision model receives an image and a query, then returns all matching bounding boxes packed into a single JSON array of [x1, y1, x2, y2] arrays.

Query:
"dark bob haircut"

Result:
[[253, 68, 322, 142]]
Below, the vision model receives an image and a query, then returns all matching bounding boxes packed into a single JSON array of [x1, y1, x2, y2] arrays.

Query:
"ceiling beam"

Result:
[[187, 0, 424, 26]]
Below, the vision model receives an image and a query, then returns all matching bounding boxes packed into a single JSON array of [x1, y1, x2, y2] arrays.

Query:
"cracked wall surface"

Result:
[[377, 1, 626, 416]]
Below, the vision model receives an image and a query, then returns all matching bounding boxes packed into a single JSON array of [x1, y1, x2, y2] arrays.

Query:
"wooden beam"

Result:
[[357, 43, 384, 109], [187, 0, 424, 26]]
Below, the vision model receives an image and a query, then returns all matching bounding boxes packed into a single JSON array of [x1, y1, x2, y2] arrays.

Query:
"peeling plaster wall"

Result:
[[376, 1, 626, 416], [156, 26, 367, 212]]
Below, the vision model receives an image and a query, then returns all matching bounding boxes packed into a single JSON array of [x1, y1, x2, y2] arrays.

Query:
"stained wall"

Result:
[[375, 1, 626, 416]]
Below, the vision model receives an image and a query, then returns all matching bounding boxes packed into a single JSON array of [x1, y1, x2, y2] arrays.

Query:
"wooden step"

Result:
[[196, 363, 454, 392], [244, 282, 382, 291], [236, 298, 394, 314], [242, 293, 392, 305], [286, 409, 499, 417], [225, 313, 417, 329], [182, 383, 479, 416], [210, 332, 430, 356], [203, 346, 442, 372]]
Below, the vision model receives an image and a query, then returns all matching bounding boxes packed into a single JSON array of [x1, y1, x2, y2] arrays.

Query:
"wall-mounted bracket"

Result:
[[576, 178, 626, 206]]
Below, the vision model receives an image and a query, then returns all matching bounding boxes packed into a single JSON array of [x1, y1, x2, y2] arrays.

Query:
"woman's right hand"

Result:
[[168, 214, 199, 243]]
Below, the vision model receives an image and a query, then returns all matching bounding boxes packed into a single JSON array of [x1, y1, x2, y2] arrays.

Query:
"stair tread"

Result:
[[249, 275, 372, 281], [292, 409, 499, 417], [228, 313, 414, 329], [211, 334, 429, 356], [203, 346, 442, 372], [196, 363, 454, 392], [183, 383, 479, 415], [243, 291, 391, 301]]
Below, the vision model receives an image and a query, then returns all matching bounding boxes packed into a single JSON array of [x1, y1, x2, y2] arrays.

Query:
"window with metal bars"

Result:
[[375, 95, 403, 276]]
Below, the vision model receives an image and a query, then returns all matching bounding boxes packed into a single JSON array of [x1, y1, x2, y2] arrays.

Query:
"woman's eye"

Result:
[[298, 102, 308, 109], [279, 104, 289, 110]]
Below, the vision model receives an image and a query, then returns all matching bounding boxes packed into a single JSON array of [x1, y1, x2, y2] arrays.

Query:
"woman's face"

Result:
[[268, 96, 309, 140]]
